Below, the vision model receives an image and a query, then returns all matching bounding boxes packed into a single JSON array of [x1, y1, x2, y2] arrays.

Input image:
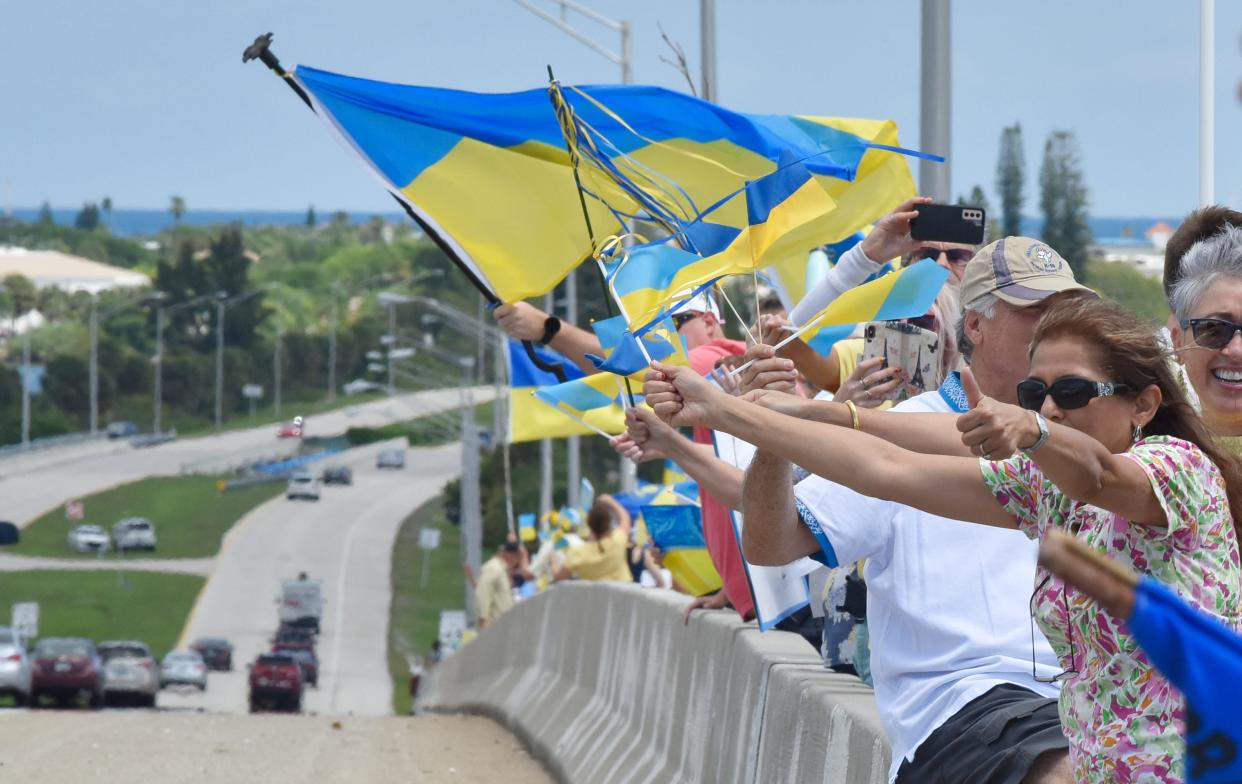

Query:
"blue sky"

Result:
[[2, 1, 1239, 218]]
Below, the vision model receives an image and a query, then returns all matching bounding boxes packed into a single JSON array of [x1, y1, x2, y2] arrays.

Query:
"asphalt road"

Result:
[[157, 440, 462, 716], [0, 712, 552, 783], [2, 387, 484, 527]]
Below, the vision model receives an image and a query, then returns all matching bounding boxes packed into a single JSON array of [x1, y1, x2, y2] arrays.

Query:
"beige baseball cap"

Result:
[[959, 236, 1092, 307]]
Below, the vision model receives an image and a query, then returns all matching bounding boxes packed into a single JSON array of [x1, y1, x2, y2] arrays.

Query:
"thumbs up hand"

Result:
[[955, 367, 1042, 461]]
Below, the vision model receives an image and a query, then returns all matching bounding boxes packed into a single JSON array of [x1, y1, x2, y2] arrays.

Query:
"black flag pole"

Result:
[[242, 33, 568, 383]]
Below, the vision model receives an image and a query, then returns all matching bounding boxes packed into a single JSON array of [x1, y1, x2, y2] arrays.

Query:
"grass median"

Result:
[[0, 570, 204, 658], [12, 475, 282, 560], [387, 494, 464, 716]]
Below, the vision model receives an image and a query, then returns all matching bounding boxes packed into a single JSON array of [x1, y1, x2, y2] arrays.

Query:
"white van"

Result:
[[112, 517, 157, 551], [286, 472, 320, 501]]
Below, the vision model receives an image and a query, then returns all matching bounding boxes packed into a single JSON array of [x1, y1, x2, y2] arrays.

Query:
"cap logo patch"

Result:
[[1027, 244, 1061, 273]]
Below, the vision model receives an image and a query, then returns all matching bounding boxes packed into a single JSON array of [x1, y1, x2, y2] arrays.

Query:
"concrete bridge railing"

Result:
[[420, 582, 890, 784]]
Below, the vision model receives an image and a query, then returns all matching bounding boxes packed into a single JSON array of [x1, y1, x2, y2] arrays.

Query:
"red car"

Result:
[[276, 422, 302, 439], [30, 637, 103, 709], [273, 646, 318, 688], [248, 652, 304, 712]]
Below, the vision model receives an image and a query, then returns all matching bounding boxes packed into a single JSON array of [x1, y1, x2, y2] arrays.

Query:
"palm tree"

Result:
[[169, 196, 186, 228], [101, 196, 113, 232]]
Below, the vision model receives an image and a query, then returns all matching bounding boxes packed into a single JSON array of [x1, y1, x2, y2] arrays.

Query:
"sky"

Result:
[[2, 1, 1240, 218]]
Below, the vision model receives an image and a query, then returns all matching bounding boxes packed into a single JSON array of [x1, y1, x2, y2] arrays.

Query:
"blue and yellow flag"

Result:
[[587, 313, 688, 378], [506, 340, 626, 443], [641, 503, 722, 597], [795, 259, 950, 344], [292, 66, 924, 303]]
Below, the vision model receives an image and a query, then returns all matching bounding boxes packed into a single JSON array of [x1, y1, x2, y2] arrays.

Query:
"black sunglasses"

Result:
[[1031, 573, 1079, 684], [1180, 317, 1242, 350], [914, 246, 974, 265], [671, 312, 701, 330], [1016, 377, 1130, 412]]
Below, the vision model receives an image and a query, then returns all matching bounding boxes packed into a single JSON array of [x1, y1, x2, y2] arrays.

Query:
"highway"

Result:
[[2, 387, 485, 527], [158, 440, 461, 716]]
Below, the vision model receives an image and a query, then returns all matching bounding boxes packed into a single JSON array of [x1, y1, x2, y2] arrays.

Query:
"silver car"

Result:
[[376, 448, 405, 469], [159, 650, 207, 691], [0, 627, 31, 707], [68, 524, 110, 553], [112, 518, 157, 552], [285, 472, 320, 501], [98, 641, 159, 707]]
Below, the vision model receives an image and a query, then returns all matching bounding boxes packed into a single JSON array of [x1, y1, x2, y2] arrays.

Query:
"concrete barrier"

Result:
[[420, 582, 890, 784]]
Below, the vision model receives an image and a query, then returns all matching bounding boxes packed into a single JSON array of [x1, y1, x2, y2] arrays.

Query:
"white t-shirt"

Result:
[[793, 388, 1062, 783]]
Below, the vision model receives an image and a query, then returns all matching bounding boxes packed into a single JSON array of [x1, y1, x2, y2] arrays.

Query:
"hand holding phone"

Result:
[[909, 203, 986, 245]]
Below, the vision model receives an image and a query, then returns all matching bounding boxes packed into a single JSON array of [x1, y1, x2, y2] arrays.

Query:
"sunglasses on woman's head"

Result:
[[1180, 318, 1242, 350], [914, 246, 974, 265], [1016, 377, 1130, 412]]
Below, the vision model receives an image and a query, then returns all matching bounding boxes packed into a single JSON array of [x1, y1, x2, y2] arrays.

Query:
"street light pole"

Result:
[[327, 285, 339, 401], [214, 294, 226, 431], [20, 328, 31, 447], [88, 297, 99, 435], [919, 0, 952, 201], [700, 0, 716, 101], [387, 303, 397, 394], [274, 329, 283, 419], [153, 307, 164, 434]]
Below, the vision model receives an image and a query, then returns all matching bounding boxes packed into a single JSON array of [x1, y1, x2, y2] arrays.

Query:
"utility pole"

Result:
[[919, 0, 952, 201], [1200, 0, 1215, 206], [273, 329, 283, 419], [20, 328, 31, 447], [540, 294, 554, 515], [88, 297, 99, 435], [459, 356, 482, 617], [153, 307, 164, 434], [327, 285, 339, 401], [565, 276, 581, 510], [387, 302, 397, 394], [700, 0, 716, 102], [214, 294, 226, 431]]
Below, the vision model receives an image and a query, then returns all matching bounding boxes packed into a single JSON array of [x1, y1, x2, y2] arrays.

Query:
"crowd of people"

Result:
[[487, 198, 1242, 783]]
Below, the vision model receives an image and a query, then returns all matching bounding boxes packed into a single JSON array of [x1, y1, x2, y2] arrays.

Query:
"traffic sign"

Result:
[[65, 500, 84, 521], [11, 602, 38, 640], [242, 383, 264, 399], [419, 528, 442, 550]]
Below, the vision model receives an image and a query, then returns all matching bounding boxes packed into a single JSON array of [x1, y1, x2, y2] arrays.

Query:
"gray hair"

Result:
[[1169, 225, 1242, 321], [955, 292, 998, 364]]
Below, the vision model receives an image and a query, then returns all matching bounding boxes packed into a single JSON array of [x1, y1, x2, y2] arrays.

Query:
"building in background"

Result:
[[0, 247, 150, 295], [1089, 219, 1178, 278]]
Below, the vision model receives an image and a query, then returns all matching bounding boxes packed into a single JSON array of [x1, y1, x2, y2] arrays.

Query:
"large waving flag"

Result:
[[506, 340, 626, 443], [292, 65, 922, 303]]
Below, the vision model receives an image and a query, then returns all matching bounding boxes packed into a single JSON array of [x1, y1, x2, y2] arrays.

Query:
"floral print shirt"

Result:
[[981, 436, 1241, 784]]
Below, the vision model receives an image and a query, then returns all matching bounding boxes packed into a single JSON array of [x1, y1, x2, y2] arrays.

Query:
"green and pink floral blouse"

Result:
[[981, 436, 1241, 784]]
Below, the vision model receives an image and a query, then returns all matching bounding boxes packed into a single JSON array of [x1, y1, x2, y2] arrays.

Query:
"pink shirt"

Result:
[[689, 339, 754, 619]]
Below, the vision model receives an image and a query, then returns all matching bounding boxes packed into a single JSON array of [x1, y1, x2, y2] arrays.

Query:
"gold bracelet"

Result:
[[844, 400, 861, 431]]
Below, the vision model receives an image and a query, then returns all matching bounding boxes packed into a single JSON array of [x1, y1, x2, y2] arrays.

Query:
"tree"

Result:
[[169, 195, 186, 227], [995, 124, 1025, 238], [203, 226, 267, 349], [1039, 130, 1093, 281], [101, 196, 113, 231], [37, 201, 54, 226], [74, 202, 101, 231], [1, 274, 37, 315], [305, 205, 317, 229]]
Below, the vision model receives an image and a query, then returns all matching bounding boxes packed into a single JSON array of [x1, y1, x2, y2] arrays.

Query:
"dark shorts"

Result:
[[895, 683, 1067, 784]]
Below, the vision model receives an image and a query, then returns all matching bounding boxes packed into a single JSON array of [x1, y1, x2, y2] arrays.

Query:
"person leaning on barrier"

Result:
[[476, 540, 522, 629], [645, 237, 1092, 784], [1168, 224, 1242, 450]]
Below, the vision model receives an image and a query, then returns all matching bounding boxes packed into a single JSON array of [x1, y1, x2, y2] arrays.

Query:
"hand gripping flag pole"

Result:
[[242, 32, 569, 383]]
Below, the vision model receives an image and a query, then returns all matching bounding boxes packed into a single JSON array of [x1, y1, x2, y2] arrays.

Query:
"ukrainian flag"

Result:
[[587, 313, 688, 378], [291, 66, 925, 303], [796, 259, 950, 344], [506, 340, 626, 443], [641, 503, 723, 596]]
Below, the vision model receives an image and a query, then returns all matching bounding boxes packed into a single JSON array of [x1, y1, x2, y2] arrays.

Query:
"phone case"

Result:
[[860, 321, 942, 402], [909, 203, 986, 245]]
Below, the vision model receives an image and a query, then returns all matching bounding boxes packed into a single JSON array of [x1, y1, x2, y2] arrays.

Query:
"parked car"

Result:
[[342, 378, 382, 395], [376, 448, 405, 470], [0, 521, 18, 546], [30, 637, 102, 708], [248, 652, 304, 712], [285, 472, 320, 501], [67, 525, 109, 553], [276, 421, 303, 439], [106, 420, 139, 439], [112, 517, 157, 552], [189, 638, 233, 672], [272, 624, 316, 653], [98, 641, 159, 707], [274, 647, 318, 688], [320, 465, 353, 486], [158, 650, 207, 691], [0, 626, 31, 707]]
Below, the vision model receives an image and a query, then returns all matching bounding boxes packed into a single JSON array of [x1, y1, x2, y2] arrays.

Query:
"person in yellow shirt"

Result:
[[475, 541, 521, 629], [556, 494, 633, 583]]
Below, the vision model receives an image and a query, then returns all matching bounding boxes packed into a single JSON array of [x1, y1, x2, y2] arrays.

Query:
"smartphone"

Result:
[[909, 203, 986, 245], [860, 321, 943, 402]]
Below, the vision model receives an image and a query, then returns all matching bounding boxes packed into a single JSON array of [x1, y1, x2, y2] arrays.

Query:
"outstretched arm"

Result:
[[493, 301, 603, 375]]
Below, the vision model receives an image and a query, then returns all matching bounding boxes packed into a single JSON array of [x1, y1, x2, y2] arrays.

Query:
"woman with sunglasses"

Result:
[[1169, 225, 1242, 453], [644, 295, 1242, 783]]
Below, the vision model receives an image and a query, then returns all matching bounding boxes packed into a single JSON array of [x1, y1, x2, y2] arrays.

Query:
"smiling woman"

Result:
[[1170, 225, 1242, 445]]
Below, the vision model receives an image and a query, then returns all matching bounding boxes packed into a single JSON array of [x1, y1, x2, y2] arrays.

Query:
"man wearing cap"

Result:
[[663, 237, 1092, 783], [476, 541, 522, 630]]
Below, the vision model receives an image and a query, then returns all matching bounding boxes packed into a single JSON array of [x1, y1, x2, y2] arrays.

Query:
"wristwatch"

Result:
[[538, 316, 562, 346], [1021, 412, 1050, 454]]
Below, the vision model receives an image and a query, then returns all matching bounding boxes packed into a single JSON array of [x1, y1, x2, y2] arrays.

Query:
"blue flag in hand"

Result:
[[1126, 577, 1242, 782]]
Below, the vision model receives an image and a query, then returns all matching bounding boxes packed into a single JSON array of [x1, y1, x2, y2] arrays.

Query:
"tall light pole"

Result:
[[327, 284, 339, 401], [700, 0, 716, 102], [919, 0, 952, 201], [459, 355, 482, 616], [1200, 0, 1215, 206], [273, 328, 283, 419], [88, 297, 99, 435], [214, 292, 226, 431], [20, 328, 31, 447], [153, 291, 213, 435]]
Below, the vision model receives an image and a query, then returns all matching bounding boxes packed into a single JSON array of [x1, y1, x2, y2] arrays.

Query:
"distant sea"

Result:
[[5, 207, 1180, 244]]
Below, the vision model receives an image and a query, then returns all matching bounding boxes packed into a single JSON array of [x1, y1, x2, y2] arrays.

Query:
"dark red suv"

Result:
[[31, 637, 103, 709], [248, 652, 304, 712]]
